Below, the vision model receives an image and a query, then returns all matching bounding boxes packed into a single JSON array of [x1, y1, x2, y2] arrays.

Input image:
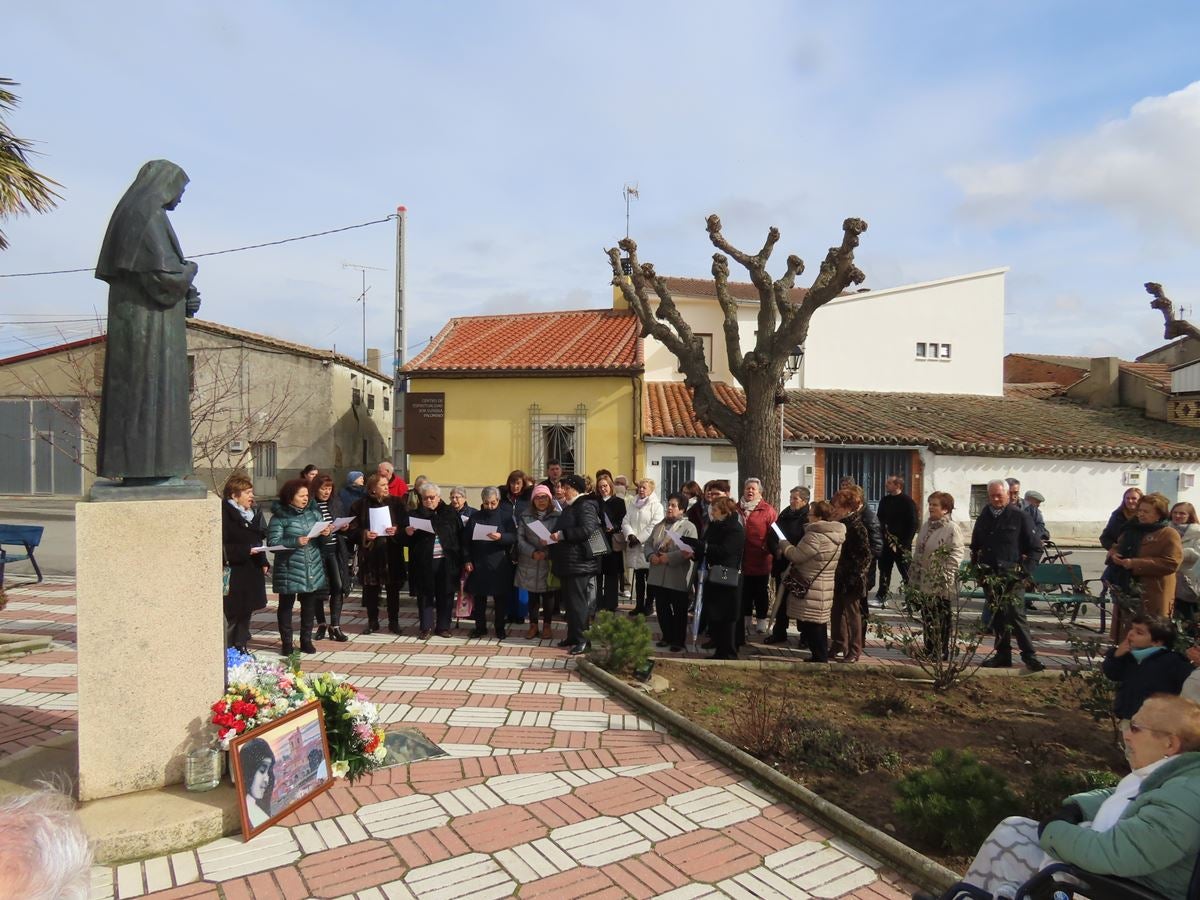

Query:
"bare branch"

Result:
[[711, 253, 745, 382], [783, 217, 868, 349], [774, 254, 805, 326], [706, 214, 779, 360]]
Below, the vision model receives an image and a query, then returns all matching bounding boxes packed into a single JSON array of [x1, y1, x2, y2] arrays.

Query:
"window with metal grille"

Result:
[[660, 457, 695, 500], [969, 484, 989, 518], [251, 441, 277, 478], [352, 387, 362, 406], [824, 449, 912, 511], [529, 403, 586, 477]]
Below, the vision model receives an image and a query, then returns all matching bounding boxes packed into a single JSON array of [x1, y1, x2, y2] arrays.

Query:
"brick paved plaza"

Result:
[[0, 577, 1099, 899]]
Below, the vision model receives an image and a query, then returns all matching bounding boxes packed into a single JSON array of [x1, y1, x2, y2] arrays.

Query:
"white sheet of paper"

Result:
[[770, 522, 786, 541], [666, 529, 691, 552], [409, 517, 435, 533], [460, 514, 470, 524], [603, 512, 614, 531], [472, 523, 497, 541], [552, 500, 562, 512], [265, 544, 288, 552], [527, 520, 556, 544], [330, 516, 355, 532], [306, 521, 329, 538], [368, 506, 392, 534]]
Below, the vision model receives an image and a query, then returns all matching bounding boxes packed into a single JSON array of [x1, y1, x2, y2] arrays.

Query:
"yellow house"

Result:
[[400, 308, 643, 494]]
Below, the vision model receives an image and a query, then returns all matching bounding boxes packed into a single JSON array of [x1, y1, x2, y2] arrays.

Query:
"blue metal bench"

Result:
[[0, 524, 45, 587], [957, 561, 1108, 632]]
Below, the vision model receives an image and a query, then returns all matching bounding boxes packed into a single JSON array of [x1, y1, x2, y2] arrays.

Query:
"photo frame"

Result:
[[229, 700, 333, 840]]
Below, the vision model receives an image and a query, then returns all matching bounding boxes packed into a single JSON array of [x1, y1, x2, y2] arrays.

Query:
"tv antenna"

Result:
[[343, 261, 386, 364], [623, 183, 639, 239]]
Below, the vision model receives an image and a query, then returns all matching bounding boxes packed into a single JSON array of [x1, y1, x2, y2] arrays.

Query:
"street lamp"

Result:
[[779, 345, 805, 490]]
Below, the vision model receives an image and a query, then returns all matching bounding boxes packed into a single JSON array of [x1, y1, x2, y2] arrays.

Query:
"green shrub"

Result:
[[778, 719, 901, 775], [585, 611, 653, 675], [893, 749, 1017, 854], [1021, 768, 1120, 821]]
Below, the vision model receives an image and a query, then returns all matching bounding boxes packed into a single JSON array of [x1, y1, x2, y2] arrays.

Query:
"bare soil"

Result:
[[653, 661, 1125, 870]]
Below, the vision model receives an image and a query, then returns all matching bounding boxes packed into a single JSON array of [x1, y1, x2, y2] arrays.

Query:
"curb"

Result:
[[576, 658, 961, 894]]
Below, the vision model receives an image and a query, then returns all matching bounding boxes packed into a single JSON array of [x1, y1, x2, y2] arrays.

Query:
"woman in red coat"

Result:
[[737, 477, 777, 646]]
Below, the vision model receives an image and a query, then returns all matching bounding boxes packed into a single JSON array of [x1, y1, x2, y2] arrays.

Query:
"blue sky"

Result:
[[4, 1, 1200, 371]]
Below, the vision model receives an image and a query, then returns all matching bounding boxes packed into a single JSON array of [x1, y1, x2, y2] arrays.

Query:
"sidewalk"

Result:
[[0, 579, 920, 900]]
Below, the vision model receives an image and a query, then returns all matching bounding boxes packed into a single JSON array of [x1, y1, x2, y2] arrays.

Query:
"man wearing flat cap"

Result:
[[1024, 491, 1050, 545]]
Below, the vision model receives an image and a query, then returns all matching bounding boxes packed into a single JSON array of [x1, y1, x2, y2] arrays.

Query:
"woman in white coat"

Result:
[[909, 491, 966, 658], [1171, 502, 1200, 618], [622, 478, 665, 617]]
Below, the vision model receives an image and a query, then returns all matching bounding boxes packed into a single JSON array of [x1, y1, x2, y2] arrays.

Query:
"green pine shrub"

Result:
[[585, 611, 653, 675], [893, 749, 1017, 854]]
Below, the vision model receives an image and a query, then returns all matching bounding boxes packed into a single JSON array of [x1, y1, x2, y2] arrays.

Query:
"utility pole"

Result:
[[393, 206, 408, 475], [623, 183, 639, 239], [343, 262, 385, 363]]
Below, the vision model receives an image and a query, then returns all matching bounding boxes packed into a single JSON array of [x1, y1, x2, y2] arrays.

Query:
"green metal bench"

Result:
[[0, 524, 45, 587], [958, 561, 1108, 633]]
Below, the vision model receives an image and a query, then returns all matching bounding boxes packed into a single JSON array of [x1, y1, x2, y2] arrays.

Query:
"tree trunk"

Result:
[[736, 374, 783, 510]]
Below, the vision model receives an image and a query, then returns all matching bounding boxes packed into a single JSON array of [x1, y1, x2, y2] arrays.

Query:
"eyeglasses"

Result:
[[1127, 721, 1168, 735]]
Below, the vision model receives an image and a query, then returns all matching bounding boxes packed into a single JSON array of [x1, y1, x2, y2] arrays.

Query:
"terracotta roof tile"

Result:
[[1003, 382, 1065, 399], [660, 276, 807, 304], [403, 309, 642, 375], [1119, 362, 1172, 391], [644, 381, 1200, 461]]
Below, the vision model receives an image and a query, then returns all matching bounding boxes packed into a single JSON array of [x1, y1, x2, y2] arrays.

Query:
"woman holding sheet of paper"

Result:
[[221, 474, 269, 653], [645, 493, 698, 652], [516, 484, 561, 640], [595, 473, 627, 614], [267, 479, 329, 655], [348, 473, 408, 635], [622, 479, 664, 618], [309, 475, 351, 643], [404, 481, 462, 639], [465, 486, 517, 640]]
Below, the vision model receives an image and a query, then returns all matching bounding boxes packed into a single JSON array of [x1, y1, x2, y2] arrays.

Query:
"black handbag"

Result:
[[586, 529, 610, 558], [783, 554, 834, 601], [706, 564, 740, 587]]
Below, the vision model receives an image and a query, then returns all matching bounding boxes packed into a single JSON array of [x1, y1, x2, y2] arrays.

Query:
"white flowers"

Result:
[[331, 760, 351, 778]]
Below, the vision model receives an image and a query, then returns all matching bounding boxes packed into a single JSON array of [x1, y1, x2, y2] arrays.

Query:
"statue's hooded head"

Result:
[[133, 159, 190, 210], [95, 159, 192, 280]]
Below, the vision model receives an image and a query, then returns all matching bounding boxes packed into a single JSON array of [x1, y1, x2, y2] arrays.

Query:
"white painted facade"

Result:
[[640, 268, 1007, 397], [643, 439, 1200, 541]]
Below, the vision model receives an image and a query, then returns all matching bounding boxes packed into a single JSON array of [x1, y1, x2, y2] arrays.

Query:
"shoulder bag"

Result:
[[586, 529, 610, 558], [783, 552, 835, 602], [705, 564, 740, 588]]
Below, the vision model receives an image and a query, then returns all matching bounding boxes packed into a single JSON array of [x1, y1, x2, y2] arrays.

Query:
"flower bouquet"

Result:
[[211, 649, 387, 783]]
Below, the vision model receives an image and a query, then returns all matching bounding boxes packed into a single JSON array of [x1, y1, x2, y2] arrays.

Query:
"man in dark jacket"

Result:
[[551, 474, 601, 654], [876, 476, 919, 604], [765, 486, 809, 644], [972, 479, 1045, 671]]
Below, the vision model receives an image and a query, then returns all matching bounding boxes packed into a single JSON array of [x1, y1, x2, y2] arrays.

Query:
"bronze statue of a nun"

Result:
[[94, 160, 200, 481]]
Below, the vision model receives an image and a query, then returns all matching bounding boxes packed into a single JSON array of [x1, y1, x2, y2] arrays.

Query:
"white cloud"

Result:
[[953, 81, 1200, 240]]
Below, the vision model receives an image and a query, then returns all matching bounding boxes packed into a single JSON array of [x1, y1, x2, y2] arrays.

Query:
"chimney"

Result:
[[366, 347, 381, 373], [1087, 357, 1120, 407]]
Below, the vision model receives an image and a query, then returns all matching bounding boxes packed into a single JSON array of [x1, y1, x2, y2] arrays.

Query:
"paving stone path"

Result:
[[1, 577, 1087, 898]]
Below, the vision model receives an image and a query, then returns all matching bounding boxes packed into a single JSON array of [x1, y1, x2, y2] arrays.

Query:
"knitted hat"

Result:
[[531, 484, 552, 501], [346, 470, 364, 485]]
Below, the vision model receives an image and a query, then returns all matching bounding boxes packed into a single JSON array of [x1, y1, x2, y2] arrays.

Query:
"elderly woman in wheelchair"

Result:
[[916, 694, 1200, 900]]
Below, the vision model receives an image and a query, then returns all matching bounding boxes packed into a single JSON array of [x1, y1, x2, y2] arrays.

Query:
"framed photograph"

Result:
[[229, 700, 333, 840]]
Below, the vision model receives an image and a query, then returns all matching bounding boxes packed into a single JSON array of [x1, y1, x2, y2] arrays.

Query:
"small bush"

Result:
[[893, 749, 1017, 854], [863, 686, 915, 718], [1021, 767, 1120, 821], [585, 611, 653, 675], [730, 686, 793, 758], [778, 719, 901, 775]]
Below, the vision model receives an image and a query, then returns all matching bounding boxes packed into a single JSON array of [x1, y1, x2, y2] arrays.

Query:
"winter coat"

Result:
[[645, 517, 698, 593], [970, 504, 1040, 574], [406, 500, 463, 599], [348, 495, 408, 588], [386, 474, 408, 498], [686, 497, 707, 538], [222, 500, 269, 620], [1100, 505, 1137, 551], [339, 482, 367, 515], [834, 511, 872, 600], [465, 507, 516, 597], [772, 504, 809, 578], [1116, 521, 1184, 616], [780, 519, 845, 623], [498, 487, 532, 530], [1102, 645, 1194, 720], [622, 495, 665, 570], [1176, 523, 1200, 602], [738, 500, 777, 577], [877, 492, 919, 548], [860, 503, 883, 559], [1040, 752, 1200, 899], [910, 517, 966, 601], [1025, 503, 1050, 543], [516, 507, 560, 593], [551, 494, 602, 577], [267, 501, 328, 595], [702, 515, 744, 623]]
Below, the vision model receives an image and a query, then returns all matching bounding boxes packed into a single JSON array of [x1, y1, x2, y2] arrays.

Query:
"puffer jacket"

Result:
[[1040, 752, 1200, 899], [645, 516, 697, 592], [910, 517, 965, 601], [739, 499, 777, 577], [551, 494, 601, 577], [780, 520, 845, 623], [622, 495, 664, 571], [516, 507, 560, 593], [267, 501, 328, 595], [1177, 523, 1200, 601]]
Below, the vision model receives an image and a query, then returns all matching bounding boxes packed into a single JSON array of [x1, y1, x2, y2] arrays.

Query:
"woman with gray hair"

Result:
[[0, 787, 93, 899], [465, 485, 517, 640], [404, 481, 463, 639]]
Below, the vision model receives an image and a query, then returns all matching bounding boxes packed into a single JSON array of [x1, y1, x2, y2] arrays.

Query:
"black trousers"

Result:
[[656, 587, 689, 647], [598, 552, 622, 612], [528, 590, 555, 627], [418, 558, 452, 633], [878, 543, 911, 596], [986, 578, 1038, 662], [318, 547, 348, 627], [473, 594, 507, 637], [707, 594, 738, 658], [363, 583, 401, 628], [799, 622, 828, 662], [563, 574, 594, 645], [277, 592, 319, 651], [225, 615, 251, 650], [631, 568, 653, 614], [922, 597, 952, 657], [742, 574, 770, 620]]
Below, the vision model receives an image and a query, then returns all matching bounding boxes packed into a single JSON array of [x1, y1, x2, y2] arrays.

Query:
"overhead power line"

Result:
[[0, 214, 398, 278]]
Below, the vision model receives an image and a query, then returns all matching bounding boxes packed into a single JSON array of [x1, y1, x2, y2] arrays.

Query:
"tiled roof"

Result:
[[1003, 382, 1065, 399], [1004, 354, 1089, 388], [1120, 362, 1171, 391], [403, 309, 642, 375], [660, 277, 807, 304], [644, 381, 1200, 461]]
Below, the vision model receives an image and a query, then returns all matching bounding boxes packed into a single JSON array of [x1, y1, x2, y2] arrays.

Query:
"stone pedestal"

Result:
[[76, 496, 224, 802]]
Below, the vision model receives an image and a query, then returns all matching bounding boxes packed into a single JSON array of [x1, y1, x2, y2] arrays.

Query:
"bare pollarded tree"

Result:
[[606, 215, 867, 507]]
